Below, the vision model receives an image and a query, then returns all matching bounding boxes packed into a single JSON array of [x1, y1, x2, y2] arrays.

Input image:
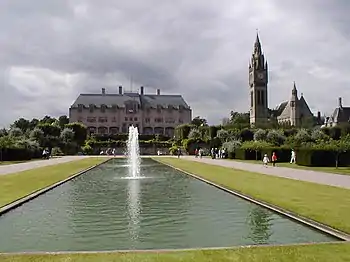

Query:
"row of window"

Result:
[[85, 117, 183, 123], [77, 105, 185, 113]]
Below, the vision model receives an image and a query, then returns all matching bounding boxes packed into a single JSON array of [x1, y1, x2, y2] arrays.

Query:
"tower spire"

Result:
[[254, 29, 262, 54]]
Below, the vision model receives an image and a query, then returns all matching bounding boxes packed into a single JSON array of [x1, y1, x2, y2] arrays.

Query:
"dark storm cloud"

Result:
[[0, 0, 350, 126]]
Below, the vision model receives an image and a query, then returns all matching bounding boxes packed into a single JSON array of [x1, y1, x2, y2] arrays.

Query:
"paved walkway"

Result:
[[181, 156, 350, 189], [0, 156, 88, 176]]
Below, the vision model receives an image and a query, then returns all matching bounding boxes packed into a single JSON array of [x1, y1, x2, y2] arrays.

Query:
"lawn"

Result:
[[157, 158, 350, 234], [0, 157, 108, 207], [232, 159, 350, 176], [0, 159, 39, 165], [1, 243, 350, 262]]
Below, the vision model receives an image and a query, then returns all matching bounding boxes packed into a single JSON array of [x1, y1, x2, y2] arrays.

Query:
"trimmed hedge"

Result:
[[296, 149, 350, 167], [0, 148, 42, 161], [234, 147, 291, 162]]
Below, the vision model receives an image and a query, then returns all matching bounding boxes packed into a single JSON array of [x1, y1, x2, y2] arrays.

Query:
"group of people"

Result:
[[262, 149, 296, 167], [194, 148, 204, 158]]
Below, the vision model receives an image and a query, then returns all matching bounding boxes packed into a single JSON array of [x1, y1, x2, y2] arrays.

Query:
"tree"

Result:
[[311, 129, 329, 142], [316, 139, 350, 168], [188, 128, 202, 140], [60, 128, 75, 143], [266, 129, 286, 146], [30, 128, 45, 146], [11, 118, 30, 133], [230, 111, 250, 127], [253, 129, 267, 141], [216, 129, 229, 142], [222, 140, 241, 157], [9, 127, 23, 137], [40, 115, 57, 125], [58, 115, 69, 128], [191, 116, 208, 127], [294, 129, 311, 145], [38, 123, 61, 137], [65, 122, 87, 146]]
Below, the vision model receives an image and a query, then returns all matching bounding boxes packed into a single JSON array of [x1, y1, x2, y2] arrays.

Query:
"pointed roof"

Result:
[[254, 31, 262, 54], [292, 81, 297, 95]]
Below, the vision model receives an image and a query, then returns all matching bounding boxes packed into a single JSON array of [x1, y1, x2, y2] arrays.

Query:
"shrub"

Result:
[[222, 140, 241, 159], [188, 128, 202, 140], [216, 129, 229, 142], [51, 147, 64, 156], [266, 129, 286, 146], [9, 127, 23, 137], [253, 129, 267, 141]]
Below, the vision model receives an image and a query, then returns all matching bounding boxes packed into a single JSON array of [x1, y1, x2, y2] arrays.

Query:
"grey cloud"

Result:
[[1, 0, 350, 126]]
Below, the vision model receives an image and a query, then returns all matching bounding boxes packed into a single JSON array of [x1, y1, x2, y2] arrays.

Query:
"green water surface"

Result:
[[0, 158, 337, 252]]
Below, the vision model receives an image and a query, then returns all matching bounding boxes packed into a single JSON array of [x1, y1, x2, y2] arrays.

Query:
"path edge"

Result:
[[0, 157, 112, 217], [154, 158, 350, 242]]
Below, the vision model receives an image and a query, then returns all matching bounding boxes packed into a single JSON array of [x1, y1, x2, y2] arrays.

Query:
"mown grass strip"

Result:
[[1, 242, 350, 262]]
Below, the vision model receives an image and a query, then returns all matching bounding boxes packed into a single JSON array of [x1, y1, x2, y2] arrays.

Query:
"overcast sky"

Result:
[[0, 0, 349, 127]]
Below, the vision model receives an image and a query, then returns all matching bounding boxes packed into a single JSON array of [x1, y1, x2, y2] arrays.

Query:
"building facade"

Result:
[[69, 86, 192, 137], [323, 97, 350, 127], [249, 34, 313, 127]]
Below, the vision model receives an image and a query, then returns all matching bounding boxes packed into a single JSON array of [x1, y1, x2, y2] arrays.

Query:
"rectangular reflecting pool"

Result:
[[0, 158, 338, 252]]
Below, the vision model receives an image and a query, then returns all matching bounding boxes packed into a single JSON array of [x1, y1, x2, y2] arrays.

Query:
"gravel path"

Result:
[[180, 156, 350, 189], [0, 156, 87, 176]]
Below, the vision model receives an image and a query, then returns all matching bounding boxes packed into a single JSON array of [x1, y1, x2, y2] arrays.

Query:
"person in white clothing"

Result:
[[262, 154, 269, 167], [290, 149, 296, 164]]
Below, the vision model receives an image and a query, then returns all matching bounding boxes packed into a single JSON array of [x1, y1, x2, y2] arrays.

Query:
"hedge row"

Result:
[[232, 147, 350, 167], [0, 148, 42, 161]]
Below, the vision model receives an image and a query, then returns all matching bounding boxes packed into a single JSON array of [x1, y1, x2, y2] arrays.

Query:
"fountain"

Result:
[[126, 125, 141, 179]]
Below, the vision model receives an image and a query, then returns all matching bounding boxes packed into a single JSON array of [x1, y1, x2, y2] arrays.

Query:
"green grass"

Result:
[[1, 243, 350, 262], [232, 158, 350, 176], [157, 158, 350, 234], [0, 157, 108, 207]]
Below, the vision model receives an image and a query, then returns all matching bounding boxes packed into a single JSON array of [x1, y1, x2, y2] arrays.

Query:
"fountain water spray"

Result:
[[126, 125, 141, 178]]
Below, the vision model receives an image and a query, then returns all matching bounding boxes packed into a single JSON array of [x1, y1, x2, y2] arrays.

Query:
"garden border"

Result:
[[155, 159, 350, 242], [0, 157, 112, 216]]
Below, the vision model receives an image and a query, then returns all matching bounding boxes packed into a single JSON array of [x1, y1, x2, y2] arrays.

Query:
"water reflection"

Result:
[[247, 206, 273, 244], [127, 179, 141, 243]]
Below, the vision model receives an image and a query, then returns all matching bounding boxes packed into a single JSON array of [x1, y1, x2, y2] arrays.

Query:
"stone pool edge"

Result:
[[0, 157, 112, 217], [155, 159, 350, 242]]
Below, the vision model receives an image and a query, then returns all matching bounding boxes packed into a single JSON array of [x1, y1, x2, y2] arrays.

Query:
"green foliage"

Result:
[[191, 116, 208, 127], [253, 128, 267, 141], [38, 123, 61, 137], [266, 129, 286, 146], [60, 128, 75, 143], [175, 124, 194, 140], [65, 122, 87, 146], [51, 147, 64, 156], [216, 129, 229, 142], [241, 140, 273, 151], [9, 127, 23, 137]]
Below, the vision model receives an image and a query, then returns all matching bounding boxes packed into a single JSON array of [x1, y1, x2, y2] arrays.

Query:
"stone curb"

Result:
[[0, 158, 112, 217], [155, 159, 350, 242], [0, 241, 346, 255]]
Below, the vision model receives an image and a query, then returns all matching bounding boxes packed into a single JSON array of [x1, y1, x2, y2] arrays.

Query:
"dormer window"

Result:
[[78, 104, 83, 112], [89, 104, 94, 113], [157, 105, 162, 113], [101, 104, 106, 113], [111, 104, 117, 112]]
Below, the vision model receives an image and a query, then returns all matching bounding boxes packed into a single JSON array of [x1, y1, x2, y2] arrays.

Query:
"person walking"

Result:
[[271, 152, 277, 167], [262, 154, 269, 167], [290, 149, 296, 164]]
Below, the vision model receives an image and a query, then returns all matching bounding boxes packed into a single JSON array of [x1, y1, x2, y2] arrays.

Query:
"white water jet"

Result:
[[126, 125, 141, 178]]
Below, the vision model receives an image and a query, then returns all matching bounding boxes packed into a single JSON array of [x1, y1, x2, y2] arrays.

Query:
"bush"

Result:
[[51, 147, 64, 156], [296, 149, 350, 167], [0, 147, 41, 161], [223, 140, 241, 159]]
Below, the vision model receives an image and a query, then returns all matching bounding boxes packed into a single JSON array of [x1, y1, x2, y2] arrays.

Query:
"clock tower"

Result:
[[249, 32, 269, 126]]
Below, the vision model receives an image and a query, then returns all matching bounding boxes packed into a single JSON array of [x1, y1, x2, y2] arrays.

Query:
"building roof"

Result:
[[71, 92, 190, 109], [331, 107, 350, 123]]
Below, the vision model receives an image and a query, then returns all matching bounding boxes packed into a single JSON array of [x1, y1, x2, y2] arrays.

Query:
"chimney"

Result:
[[119, 86, 123, 95], [339, 97, 342, 108], [156, 89, 160, 95], [102, 88, 106, 95], [140, 86, 144, 95]]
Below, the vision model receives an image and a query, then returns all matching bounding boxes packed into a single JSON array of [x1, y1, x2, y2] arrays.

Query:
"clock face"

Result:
[[257, 73, 264, 80]]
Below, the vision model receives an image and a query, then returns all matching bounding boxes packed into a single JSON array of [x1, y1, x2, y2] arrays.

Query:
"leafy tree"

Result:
[[240, 128, 254, 141], [191, 116, 208, 127], [311, 129, 329, 142], [230, 111, 250, 126], [60, 128, 75, 143], [266, 129, 286, 146], [188, 128, 202, 140], [40, 115, 57, 125], [11, 118, 30, 133], [216, 129, 229, 142], [253, 129, 267, 141], [65, 122, 87, 146], [294, 129, 311, 145], [30, 128, 45, 146], [58, 115, 69, 128], [9, 127, 23, 137], [38, 123, 61, 137], [314, 139, 350, 168], [222, 140, 241, 156], [0, 128, 7, 137], [241, 140, 273, 160]]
